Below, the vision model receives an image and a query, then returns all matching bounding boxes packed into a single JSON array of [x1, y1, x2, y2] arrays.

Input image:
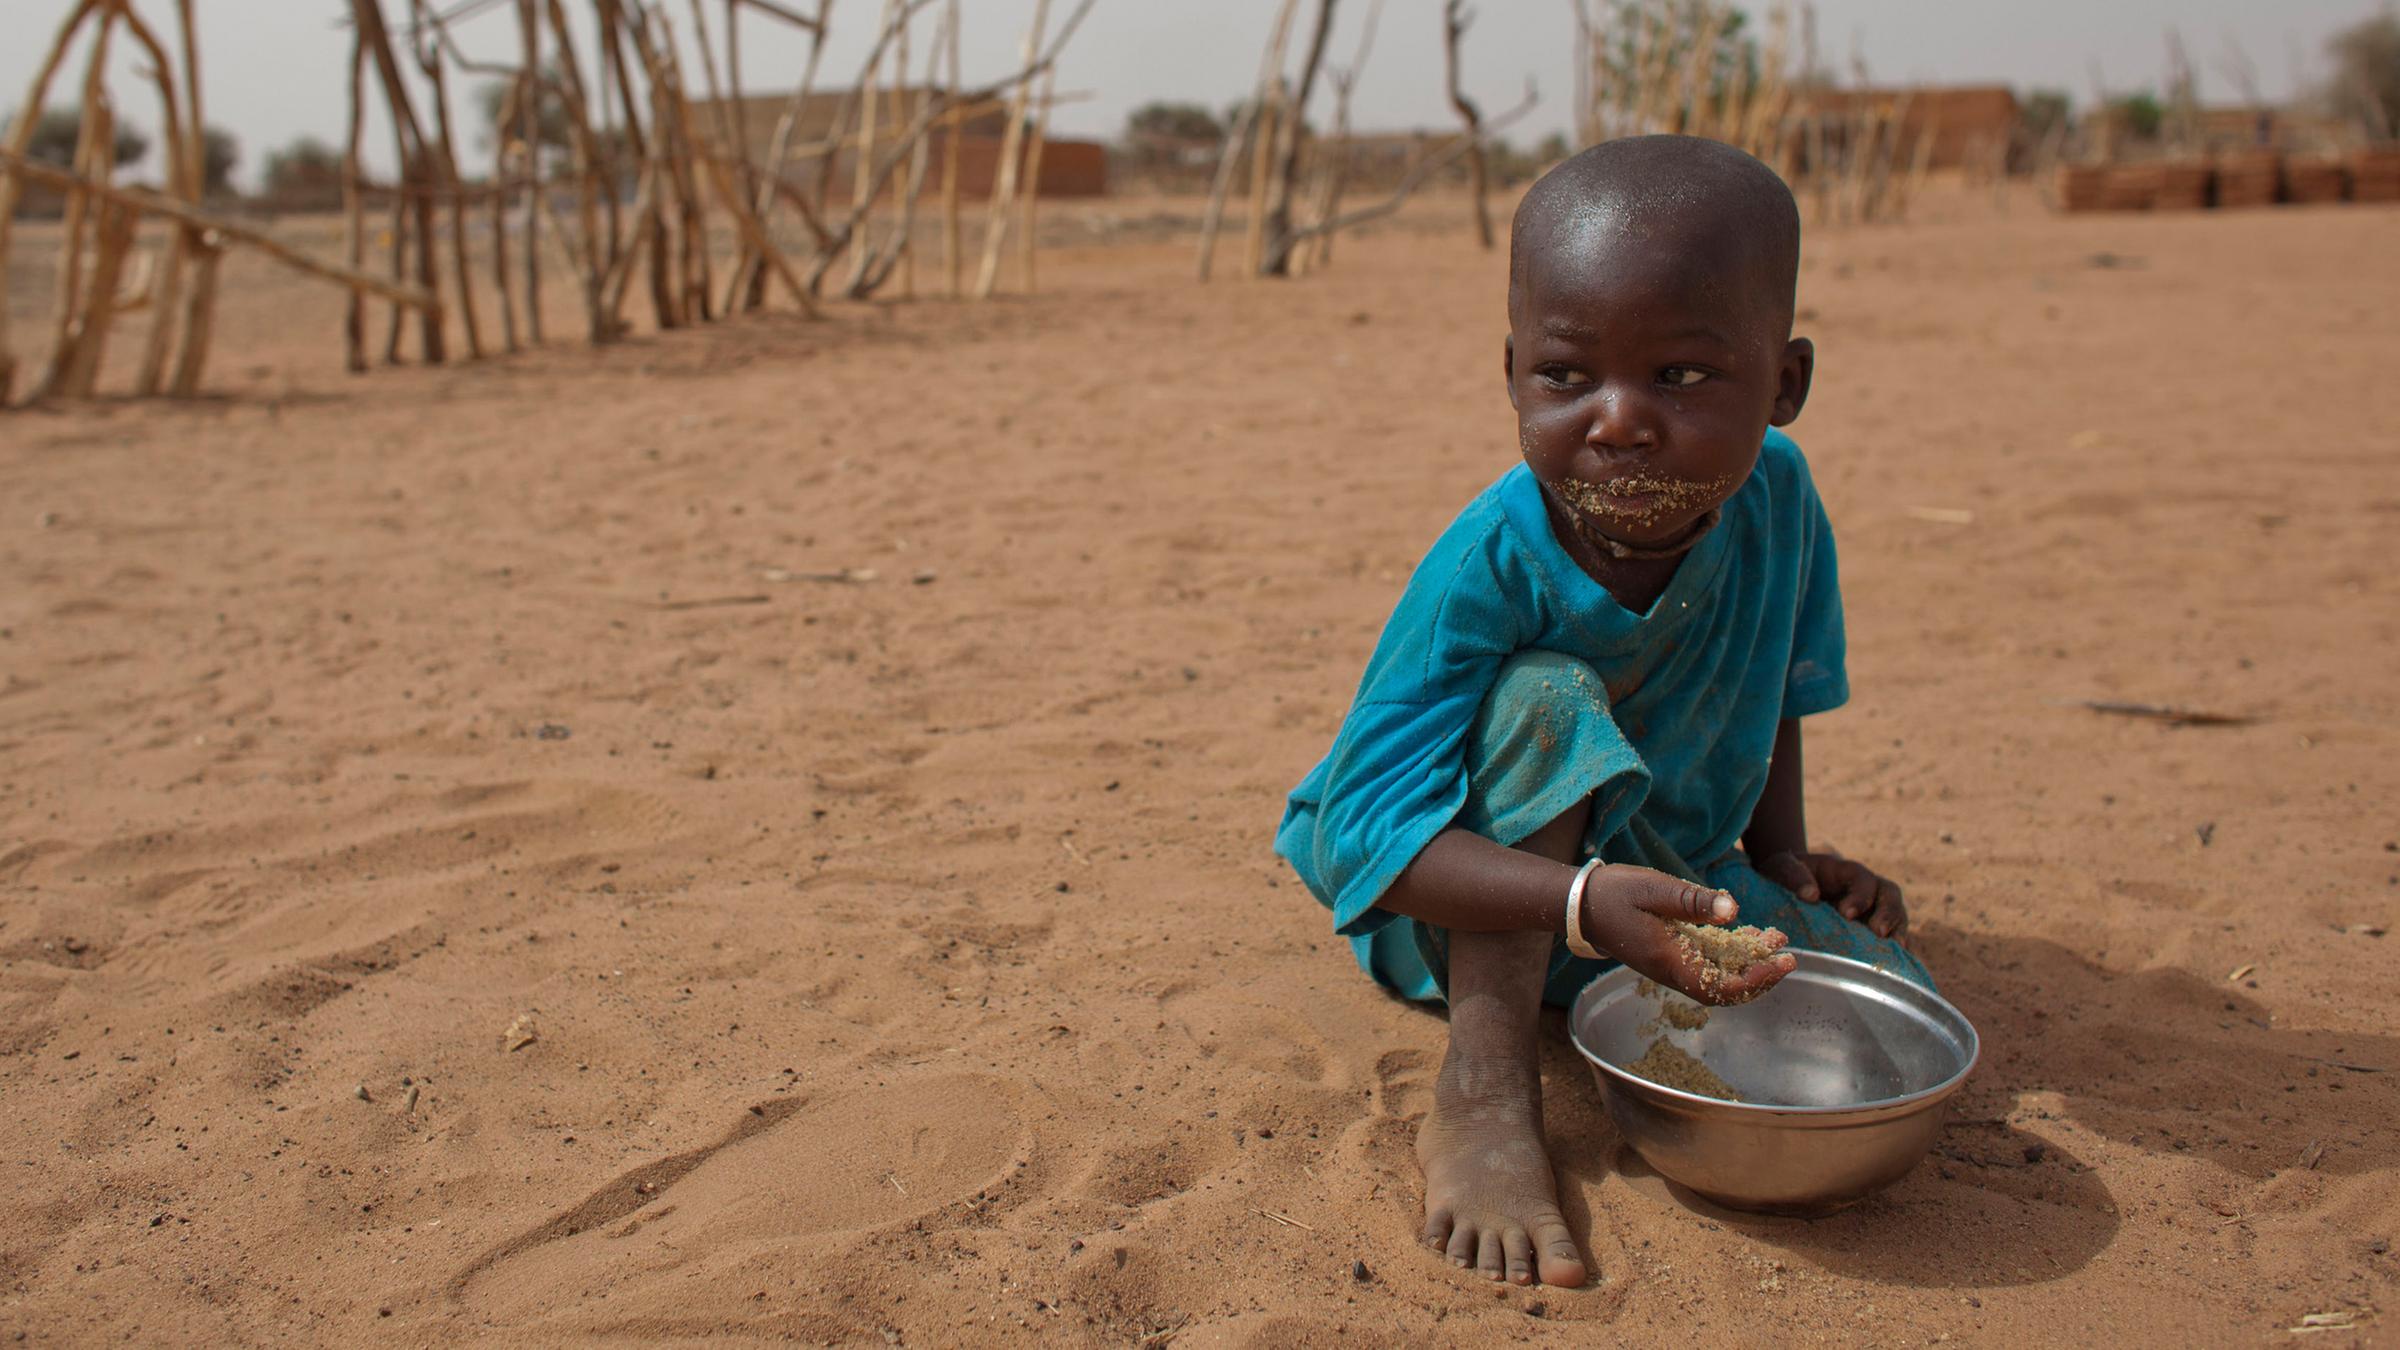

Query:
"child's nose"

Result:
[[1584, 384, 1659, 452]]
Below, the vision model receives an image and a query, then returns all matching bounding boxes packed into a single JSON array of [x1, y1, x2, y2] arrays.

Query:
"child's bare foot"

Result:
[[1417, 1053, 1588, 1287]]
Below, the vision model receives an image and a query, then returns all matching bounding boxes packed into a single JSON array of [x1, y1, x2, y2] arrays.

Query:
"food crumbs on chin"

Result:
[[1625, 1037, 1743, 1101], [1554, 472, 1734, 526]]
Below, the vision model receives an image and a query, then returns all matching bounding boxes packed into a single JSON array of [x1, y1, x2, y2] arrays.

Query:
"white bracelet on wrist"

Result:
[[1564, 858, 1606, 960]]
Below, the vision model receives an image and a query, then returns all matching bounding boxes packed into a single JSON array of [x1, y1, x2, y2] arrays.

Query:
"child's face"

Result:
[[1504, 233, 1813, 550]]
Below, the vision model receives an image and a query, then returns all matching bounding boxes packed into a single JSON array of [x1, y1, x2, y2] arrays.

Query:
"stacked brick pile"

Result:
[[2211, 152, 2282, 209], [2055, 165, 2109, 211], [2057, 149, 2400, 213], [2152, 163, 2213, 209], [2282, 158, 2349, 204], [2350, 147, 2400, 203], [2099, 164, 2163, 210]]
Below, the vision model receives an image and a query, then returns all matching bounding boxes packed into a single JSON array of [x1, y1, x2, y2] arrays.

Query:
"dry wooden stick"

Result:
[[0, 153, 440, 310], [135, 0, 199, 395], [40, 114, 112, 401], [802, 0, 1096, 296], [516, 0, 544, 341], [0, 0, 110, 406], [1895, 111, 1939, 220], [895, 6, 918, 299], [735, 0, 834, 309], [541, 0, 611, 339], [1258, 0, 1339, 277], [37, 0, 196, 402], [1196, 0, 1300, 283], [593, 0, 671, 331], [940, 0, 961, 298], [842, 0, 943, 301], [842, 0, 899, 293], [649, 9, 717, 321], [354, 0, 445, 364], [54, 197, 136, 399], [638, 11, 815, 317], [1680, 3, 1734, 137], [1277, 80, 1537, 250], [31, 11, 121, 403], [1742, 5, 1793, 161], [846, 15, 947, 299], [164, 0, 220, 396], [1017, 64, 1057, 292], [94, 0, 198, 397], [685, 0, 741, 192], [597, 149, 664, 324], [861, 0, 904, 274], [1241, 81, 1282, 278], [722, 0, 753, 196], [345, 28, 372, 370], [720, 0, 765, 309], [1442, 0, 1494, 250], [805, 4, 939, 221], [973, 0, 1051, 299], [415, 0, 487, 359], [1302, 0, 1382, 274], [628, 11, 698, 320], [1267, 0, 1344, 276]]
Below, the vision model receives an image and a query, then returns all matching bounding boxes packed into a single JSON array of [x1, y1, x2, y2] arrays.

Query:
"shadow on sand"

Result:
[[1531, 924, 2396, 1289]]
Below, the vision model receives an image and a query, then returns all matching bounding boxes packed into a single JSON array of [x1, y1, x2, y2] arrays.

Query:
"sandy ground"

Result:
[[2, 190, 2397, 1345]]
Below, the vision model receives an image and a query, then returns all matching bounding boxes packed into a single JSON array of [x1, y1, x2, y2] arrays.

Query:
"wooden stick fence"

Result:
[[1, 0, 1097, 408], [1563, 0, 1948, 231], [1201, 0, 1532, 282]]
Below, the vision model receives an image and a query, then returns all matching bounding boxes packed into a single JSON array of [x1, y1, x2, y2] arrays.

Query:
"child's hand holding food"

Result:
[[1576, 864, 1796, 1005]]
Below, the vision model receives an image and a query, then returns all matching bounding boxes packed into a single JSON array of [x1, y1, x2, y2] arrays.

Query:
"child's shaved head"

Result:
[[1508, 135, 1802, 337]]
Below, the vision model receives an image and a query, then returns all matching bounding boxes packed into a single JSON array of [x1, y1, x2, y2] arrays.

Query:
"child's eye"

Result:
[[1661, 366, 1711, 388], [1539, 366, 1591, 388]]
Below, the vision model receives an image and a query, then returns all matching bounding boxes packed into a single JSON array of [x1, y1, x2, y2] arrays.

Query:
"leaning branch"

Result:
[[0, 151, 440, 311], [803, 0, 1099, 293], [1278, 81, 1535, 248]]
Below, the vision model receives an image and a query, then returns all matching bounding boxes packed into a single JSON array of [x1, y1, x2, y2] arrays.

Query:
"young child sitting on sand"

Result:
[[1275, 136, 1928, 1289]]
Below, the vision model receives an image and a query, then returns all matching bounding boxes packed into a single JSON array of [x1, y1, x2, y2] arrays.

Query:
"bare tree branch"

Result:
[[1281, 79, 1535, 249]]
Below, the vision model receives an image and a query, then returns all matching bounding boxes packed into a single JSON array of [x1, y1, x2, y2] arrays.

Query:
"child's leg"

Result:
[[1416, 798, 1590, 1289]]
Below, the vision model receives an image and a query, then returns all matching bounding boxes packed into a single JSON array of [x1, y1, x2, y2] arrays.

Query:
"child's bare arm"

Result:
[[1742, 718, 1908, 938], [1377, 825, 1795, 1005]]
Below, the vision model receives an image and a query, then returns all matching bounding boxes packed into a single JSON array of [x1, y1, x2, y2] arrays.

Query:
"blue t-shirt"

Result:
[[1275, 429, 1848, 937]]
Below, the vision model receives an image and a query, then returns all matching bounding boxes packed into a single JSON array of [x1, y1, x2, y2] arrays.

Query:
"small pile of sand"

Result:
[[1657, 998, 1710, 1031], [1670, 921, 1787, 996], [1624, 1038, 1743, 1102]]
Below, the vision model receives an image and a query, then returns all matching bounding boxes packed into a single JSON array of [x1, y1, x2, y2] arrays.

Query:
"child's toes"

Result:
[[1537, 1226, 1590, 1288], [1445, 1222, 1479, 1268], [1421, 1206, 1454, 1252], [1477, 1229, 1507, 1279], [1504, 1227, 1536, 1284]]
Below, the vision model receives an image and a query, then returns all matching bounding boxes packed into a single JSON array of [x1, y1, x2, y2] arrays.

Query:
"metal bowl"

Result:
[[1567, 950, 1979, 1217]]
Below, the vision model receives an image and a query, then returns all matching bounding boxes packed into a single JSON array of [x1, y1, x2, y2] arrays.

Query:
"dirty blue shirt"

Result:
[[1275, 430, 1852, 993]]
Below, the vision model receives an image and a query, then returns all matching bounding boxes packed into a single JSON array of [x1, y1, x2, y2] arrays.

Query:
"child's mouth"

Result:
[[1555, 473, 1726, 525]]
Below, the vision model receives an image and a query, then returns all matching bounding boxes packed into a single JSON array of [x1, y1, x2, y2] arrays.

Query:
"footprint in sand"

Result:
[[454, 1073, 1026, 1324]]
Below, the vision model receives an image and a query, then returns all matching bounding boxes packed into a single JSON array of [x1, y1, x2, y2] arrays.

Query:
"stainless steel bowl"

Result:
[[1568, 950, 1979, 1217]]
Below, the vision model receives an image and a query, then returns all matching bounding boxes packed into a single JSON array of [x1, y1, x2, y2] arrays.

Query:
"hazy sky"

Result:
[[5, 0, 2385, 190]]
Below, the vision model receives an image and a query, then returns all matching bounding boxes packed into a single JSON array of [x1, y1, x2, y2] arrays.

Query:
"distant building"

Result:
[[1796, 85, 2022, 171], [685, 88, 1107, 199]]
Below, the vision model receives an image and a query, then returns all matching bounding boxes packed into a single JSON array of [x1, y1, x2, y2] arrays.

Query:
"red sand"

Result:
[[3, 194, 2396, 1341]]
